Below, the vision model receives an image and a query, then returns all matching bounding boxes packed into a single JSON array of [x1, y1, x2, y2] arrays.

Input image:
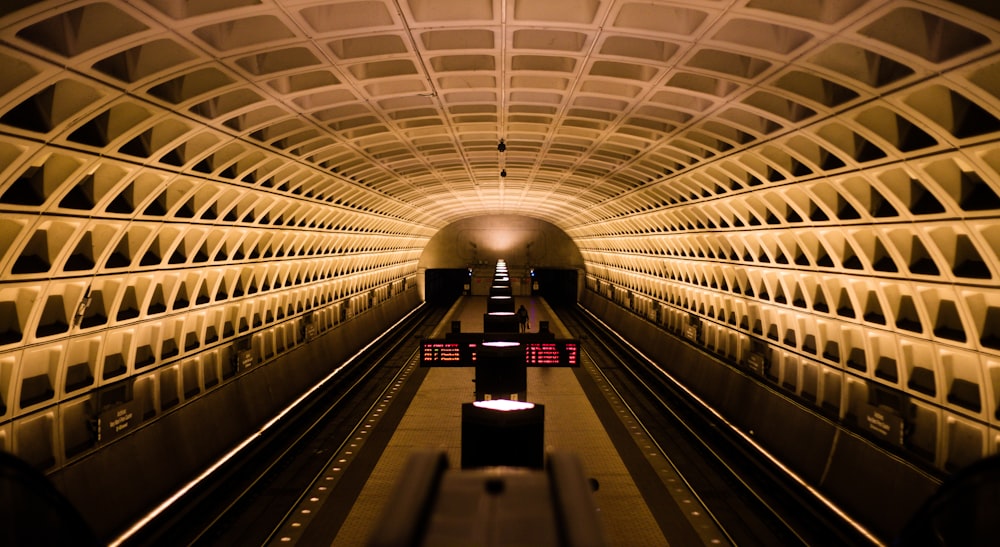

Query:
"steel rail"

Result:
[[260, 345, 422, 545], [191, 332, 426, 545], [574, 311, 802, 545], [111, 303, 435, 546], [567, 304, 881, 546], [577, 336, 741, 545]]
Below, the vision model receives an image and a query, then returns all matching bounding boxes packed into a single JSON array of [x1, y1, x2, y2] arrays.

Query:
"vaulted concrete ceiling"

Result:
[[4, 0, 1000, 482], [3, 0, 997, 232]]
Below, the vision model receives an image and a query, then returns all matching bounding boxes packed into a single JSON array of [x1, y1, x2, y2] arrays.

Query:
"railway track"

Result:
[[120, 297, 877, 546], [119, 303, 448, 547], [558, 304, 877, 547]]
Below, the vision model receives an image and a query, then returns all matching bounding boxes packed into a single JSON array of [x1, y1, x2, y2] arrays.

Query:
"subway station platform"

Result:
[[270, 296, 728, 546]]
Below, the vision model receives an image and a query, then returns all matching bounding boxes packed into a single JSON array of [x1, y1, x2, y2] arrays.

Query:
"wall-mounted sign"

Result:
[[233, 336, 254, 371], [97, 399, 140, 443], [747, 352, 766, 375], [859, 404, 904, 446], [239, 349, 254, 370]]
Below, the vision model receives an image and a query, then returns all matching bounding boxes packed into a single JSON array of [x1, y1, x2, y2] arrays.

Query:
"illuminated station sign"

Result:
[[524, 342, 578, 366], [421, 339, 580, 367], [420, 341, 464, 363]]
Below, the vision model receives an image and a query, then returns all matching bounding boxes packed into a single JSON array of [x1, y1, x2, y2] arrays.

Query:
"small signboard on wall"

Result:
[[859, 404, 904, 446], [234, 335, 254, 372], [303, 312, 317, 341], [747, 352, 766, 376], [747, 339, 768, 377], [239, 349, 254, 370], [97, 399, 141, 444], [684, 313, 701, 342]]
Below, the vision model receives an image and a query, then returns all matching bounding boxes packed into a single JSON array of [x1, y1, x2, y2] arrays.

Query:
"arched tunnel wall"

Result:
[[0, 0, 998, 542], [580, 288, 943, 539], [416, 214, 586, 300], [48, 288, 420, 539]]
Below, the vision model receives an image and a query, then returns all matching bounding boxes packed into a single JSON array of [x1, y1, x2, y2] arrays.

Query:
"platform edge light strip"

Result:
[[109, 303, 427, 547], [580, 306, 887, 547]]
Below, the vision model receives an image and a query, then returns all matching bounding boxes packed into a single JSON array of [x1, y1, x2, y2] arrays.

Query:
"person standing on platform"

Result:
[[517, 304, 529, 332]]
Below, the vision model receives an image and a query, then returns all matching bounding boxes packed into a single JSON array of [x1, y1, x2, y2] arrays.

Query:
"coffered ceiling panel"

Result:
[[2, 0, 991, 232]]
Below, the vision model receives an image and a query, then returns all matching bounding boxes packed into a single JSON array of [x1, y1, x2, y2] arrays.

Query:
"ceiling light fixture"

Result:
[[498, 138, 507, 181]]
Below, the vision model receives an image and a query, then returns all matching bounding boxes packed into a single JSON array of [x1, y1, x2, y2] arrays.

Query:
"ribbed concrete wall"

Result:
[[48, 288, 420, 539], [581, 289, 940, 539]]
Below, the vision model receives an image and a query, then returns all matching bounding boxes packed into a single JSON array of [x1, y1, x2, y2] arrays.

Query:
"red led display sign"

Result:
[[422, 339, 580, 366], [421, 342, 461, 364], [524, 341, 579, 366], [525, 343, 560, 365], [564, 341, 579, 365]]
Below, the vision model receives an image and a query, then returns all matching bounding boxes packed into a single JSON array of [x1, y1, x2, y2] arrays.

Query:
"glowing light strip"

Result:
[[109, 304, 426, 546], [580, 307, 885, 547], [473, 399, 535, 411]]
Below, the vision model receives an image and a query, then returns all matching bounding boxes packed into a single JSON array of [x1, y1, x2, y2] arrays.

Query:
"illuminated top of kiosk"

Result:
[[481, 341, 520, 347], [472, 399, 535, 411]]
